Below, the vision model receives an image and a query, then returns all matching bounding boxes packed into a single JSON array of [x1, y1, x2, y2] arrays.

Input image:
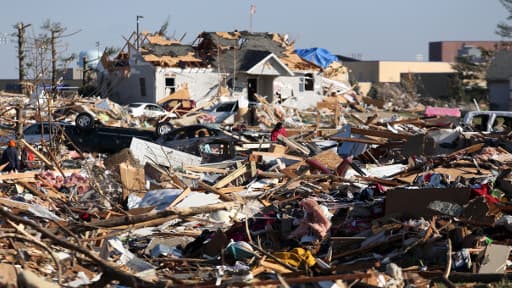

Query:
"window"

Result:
[[304, 73, 314, 91], [165, 78, 176, 95], [470, 115, 489, 132], [146, 104, 161, 111], [299, 73, 314, 92], [139, 78, 147, 97], [215, 102, 236, 112], [24, 124, 42, 135], [493, 116, 512, 132]]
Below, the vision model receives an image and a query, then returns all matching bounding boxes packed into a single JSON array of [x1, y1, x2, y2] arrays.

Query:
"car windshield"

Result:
[[128, 103, 143, 108]]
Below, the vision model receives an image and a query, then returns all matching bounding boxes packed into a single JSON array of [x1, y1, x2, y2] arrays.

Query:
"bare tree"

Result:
[[497, 0, 512, 38]]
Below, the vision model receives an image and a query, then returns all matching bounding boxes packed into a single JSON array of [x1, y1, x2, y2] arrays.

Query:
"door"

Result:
[[247, 78, 258, 125]]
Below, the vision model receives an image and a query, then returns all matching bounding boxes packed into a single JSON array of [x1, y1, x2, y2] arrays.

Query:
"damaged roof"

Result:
[[109, 31, 320, 71], [197, 31, 320, 71], [145, 44, 195, 58], [139, 34, 205, 67]]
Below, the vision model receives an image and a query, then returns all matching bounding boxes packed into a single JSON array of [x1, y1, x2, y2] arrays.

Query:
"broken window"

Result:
[[299, 73, 314, 92], [493, 116, 512, 132], [215, 102, 237, 112], [470, 115, 489, 132], [305, 73, 314, 91], [165, 78, 176, 95], [139, 77, 146, 97]]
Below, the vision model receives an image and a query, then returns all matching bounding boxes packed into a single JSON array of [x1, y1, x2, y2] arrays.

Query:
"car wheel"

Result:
[[156, 122, 173, 136], [76, 112, 95, 129]]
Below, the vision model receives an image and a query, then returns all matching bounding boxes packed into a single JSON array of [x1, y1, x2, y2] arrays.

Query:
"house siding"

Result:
[[108, 63, 156, 105], [155, 67, 220, 104]]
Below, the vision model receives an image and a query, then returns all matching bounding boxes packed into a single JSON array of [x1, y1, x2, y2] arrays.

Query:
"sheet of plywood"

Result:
[[479, 244, 511, 274], [130, 137, 201, 168]]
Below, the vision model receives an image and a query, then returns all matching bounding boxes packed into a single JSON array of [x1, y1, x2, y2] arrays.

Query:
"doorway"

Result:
[[247, 78, 258, 125]]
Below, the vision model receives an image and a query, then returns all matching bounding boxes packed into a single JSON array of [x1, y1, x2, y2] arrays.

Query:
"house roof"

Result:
[[113, 31, 321, 71], [141, 43, 204, 67], [196, 31, 320, 71], [487, 50, 512, 81], [213, 49, 270, 73], [147, 44, 195, 57]]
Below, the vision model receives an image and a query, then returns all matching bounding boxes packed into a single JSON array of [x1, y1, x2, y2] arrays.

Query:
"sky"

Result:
[[0, 0, 507, 78]]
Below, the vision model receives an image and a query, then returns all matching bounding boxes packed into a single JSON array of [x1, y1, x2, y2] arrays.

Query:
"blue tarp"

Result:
[[294, 47, 339, 69]]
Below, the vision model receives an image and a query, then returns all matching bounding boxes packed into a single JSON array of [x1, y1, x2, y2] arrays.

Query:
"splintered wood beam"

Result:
[[350, 127, 410, 140], [213, 164, 248, 189], [167, 187, 191, 208], [330, 136, 387, 145], [447, 143, 485, 158], [277, 135, 310, 155], [197, 181, 232, 201], [20, 139, 53, 169], [251, 151, 304, 161], [183, 165, 228, 174]]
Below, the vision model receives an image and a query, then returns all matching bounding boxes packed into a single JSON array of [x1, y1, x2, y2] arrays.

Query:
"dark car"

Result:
[[65, 125, 158, 154], [66, 114, 159, 154], [155, 124, 236, 162]]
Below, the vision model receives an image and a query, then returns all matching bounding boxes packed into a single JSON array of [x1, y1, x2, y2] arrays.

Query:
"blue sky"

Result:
[[0, 0, 507, 78]]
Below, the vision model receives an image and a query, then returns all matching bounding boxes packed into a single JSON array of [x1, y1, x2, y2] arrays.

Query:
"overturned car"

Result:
[[70, 113, 237, 162]]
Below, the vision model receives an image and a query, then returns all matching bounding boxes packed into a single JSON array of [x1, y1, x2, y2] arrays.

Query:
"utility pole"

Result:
[[15, 22, 31, 140], [16, 22, 31, 94], [82, 56, 87, 87], [136, 15, 143, 51]]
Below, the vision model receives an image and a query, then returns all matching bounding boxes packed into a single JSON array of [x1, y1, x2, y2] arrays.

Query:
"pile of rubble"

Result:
[[0, 90, 511, 287]]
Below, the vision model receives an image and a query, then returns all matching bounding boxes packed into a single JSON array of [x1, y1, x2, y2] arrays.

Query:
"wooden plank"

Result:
[[213, 164, 248, 189], [277, 135, 310, 155], [251, 151, 304, 161], [18, 181, 48, 200], [350, 113, 366, 125], [257, 171, 286, 178], [167, 187, 191, 208], [0, 197, 31, 211], [250, 160, 257, 177], [218, 186, 246, 194], [310, 149, 342, 170], [19, 139, 53, 169], [183, 165, 228, 174], [0, 169, 81, 181], [350, 127, 410, 140], [447, 143, 485, 158], [197, 181, 232, 201], [330, 136, 387, 145]]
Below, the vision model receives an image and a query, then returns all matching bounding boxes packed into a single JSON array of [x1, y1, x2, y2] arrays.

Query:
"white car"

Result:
[[126, 103, 175, 118]]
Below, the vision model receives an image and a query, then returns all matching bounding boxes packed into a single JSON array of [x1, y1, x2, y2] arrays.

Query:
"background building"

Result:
[[429, 41, 511, 62]]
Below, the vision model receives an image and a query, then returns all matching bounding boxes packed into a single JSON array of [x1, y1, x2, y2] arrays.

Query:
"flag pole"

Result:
[[250, 0, 254, 32]]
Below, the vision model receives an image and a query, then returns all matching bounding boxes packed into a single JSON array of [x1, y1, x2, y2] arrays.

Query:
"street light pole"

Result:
[[136, 15, 143, 51]]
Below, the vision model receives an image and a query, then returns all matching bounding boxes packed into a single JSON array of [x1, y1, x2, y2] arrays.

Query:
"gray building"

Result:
[[487, 50, 512, 111]]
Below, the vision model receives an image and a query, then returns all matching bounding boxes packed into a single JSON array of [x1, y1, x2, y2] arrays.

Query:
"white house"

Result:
[[97, 31, 349, 113]]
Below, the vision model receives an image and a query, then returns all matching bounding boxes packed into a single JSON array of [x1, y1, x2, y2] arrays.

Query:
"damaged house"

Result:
[[97, 31, 349, 115]]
